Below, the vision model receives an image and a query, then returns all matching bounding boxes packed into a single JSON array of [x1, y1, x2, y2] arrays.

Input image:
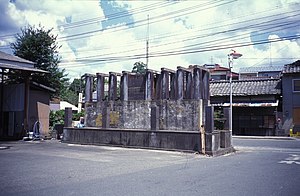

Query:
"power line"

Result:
[[57, 0, 235, 41], [59, 34, 300, 67], [59, 18, 300, 62]]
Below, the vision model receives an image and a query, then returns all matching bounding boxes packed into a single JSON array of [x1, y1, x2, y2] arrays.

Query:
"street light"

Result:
[[228, 49, 242, 133]]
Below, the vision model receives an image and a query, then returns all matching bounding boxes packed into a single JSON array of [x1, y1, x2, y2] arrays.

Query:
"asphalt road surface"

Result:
[[0, 137, 299, 196]]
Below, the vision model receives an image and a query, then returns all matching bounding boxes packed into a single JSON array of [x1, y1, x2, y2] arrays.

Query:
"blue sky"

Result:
[[0, 0, 300, 80]]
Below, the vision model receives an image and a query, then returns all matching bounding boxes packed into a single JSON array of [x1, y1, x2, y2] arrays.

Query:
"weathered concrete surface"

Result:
[[220, 130, 232, 148], [85, 100, 203, 131], [63, 127, 201, 152]]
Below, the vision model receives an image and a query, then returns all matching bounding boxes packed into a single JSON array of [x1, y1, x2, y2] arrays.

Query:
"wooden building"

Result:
[[0, 51, 54, 140], [210, 78, 282, 136]]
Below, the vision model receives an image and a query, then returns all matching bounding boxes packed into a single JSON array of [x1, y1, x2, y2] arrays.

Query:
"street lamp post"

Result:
[[228, 50, 242, 133]]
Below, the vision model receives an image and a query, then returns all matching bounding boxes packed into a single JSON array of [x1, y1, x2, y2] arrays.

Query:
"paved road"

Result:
[[0, 138, 299, 196]]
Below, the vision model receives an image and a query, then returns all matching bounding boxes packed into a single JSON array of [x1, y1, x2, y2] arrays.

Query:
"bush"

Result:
[[49, 110, 65, 128], [73, 110, 85, 121], [49, 110, 85, 128]]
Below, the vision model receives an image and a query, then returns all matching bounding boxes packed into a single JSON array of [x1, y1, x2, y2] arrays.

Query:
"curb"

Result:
[[232, 136, 296, 140]]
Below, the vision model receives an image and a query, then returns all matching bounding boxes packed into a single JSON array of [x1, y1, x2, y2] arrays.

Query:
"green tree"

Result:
[[132, 61, 147, 74], [60, 85, 78, 106], [60, 78, 85, 105], [11, 25, 68, 98], [69, 78, 84, 95]]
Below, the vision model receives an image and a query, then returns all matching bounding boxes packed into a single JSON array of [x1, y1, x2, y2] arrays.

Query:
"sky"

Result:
[[0, 0, 300, 81]]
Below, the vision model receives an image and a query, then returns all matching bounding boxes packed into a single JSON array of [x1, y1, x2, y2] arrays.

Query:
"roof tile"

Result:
[[210, 78, 281, 96], [283, 60, 300, 74]]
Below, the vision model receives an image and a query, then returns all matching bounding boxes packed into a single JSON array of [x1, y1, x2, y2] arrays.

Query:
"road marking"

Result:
[[278, 154, 300, 165]]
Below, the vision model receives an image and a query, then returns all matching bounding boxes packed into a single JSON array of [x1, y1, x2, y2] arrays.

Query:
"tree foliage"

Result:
[[11, 25, 68, 98], [69, 78, 84, 95], [132, 61, 147, 74], [59, 78, 85, 106]]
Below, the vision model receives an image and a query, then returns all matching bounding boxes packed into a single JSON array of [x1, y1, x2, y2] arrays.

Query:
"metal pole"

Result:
[[228, 54, 233, 133], [228, 50, 242, 134]]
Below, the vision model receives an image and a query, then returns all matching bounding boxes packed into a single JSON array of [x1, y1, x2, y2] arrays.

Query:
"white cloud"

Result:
[[1, 0, 300, 80]]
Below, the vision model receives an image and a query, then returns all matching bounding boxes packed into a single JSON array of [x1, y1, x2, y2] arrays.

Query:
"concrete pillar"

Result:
[[145, 71, 154, 100], [202, 70, 210, 100], [102, 103, 110, 128], [108, 72, 117, 101], [176, 68, 184, 100], [186, 71, 193, 99], [220, 130, 232, 148], [204, 106, 221, 155], [205, 131, 220, 155], [64, 107, 73, 128], [85, 74, 93, 103], [96, 73, 106, 102], [220, 107, 232, 148], [151, 106, 159, 130], [193, 66, 203, 100], [205, 106, 214, 133], [161, 70, 170, 99], [120, 72, 129, 101], [155, 74, 161, 100], [170, 73, 176, 100]]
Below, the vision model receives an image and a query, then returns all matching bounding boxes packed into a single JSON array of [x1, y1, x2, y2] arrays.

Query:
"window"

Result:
[[293, 79, 300, 92]]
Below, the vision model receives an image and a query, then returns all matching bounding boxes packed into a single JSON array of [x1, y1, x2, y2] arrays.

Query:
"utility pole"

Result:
[[146, 14, 149, 69], [269, 42, 272, 67]]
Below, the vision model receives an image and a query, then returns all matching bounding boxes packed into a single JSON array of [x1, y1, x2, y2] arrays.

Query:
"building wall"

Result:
[[233, 107, 276, 136], [29, 90, 50, 137], [1, 84, 25, 138], [0, 83, 51, 139], [282, 74, 300, 134], [211, 94, 280, 136]]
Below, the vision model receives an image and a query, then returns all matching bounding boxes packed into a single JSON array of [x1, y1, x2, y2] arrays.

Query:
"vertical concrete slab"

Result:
[[205, 131, 220, 154], [151, 106, 159, 130], [176, 68, 184, 100], [170, 73, 176, 100], [161, 69, 170, 99], [186, 71, 193, 99], [102, 102, 110, 128], [96, 73, 106, 102], [155, 74, 162, 99], [85, 74, 93, 103], [145, 71, 154, 100], [108, 72, 117, 101], [202, 69, 210, 100], [205, 106, 214, 133], [193, 66, 203, 100], [64, 107, 73, 128], [120, 72, 129, 101], [220, 130, 231, 148]]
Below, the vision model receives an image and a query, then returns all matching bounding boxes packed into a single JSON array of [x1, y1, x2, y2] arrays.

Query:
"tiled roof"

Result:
[[239, 66, 283, 73], [210, 78, 281, 96], [283, 60, 300, 74], [0, 51, 34, 65], [0, 51, 47, 73]]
